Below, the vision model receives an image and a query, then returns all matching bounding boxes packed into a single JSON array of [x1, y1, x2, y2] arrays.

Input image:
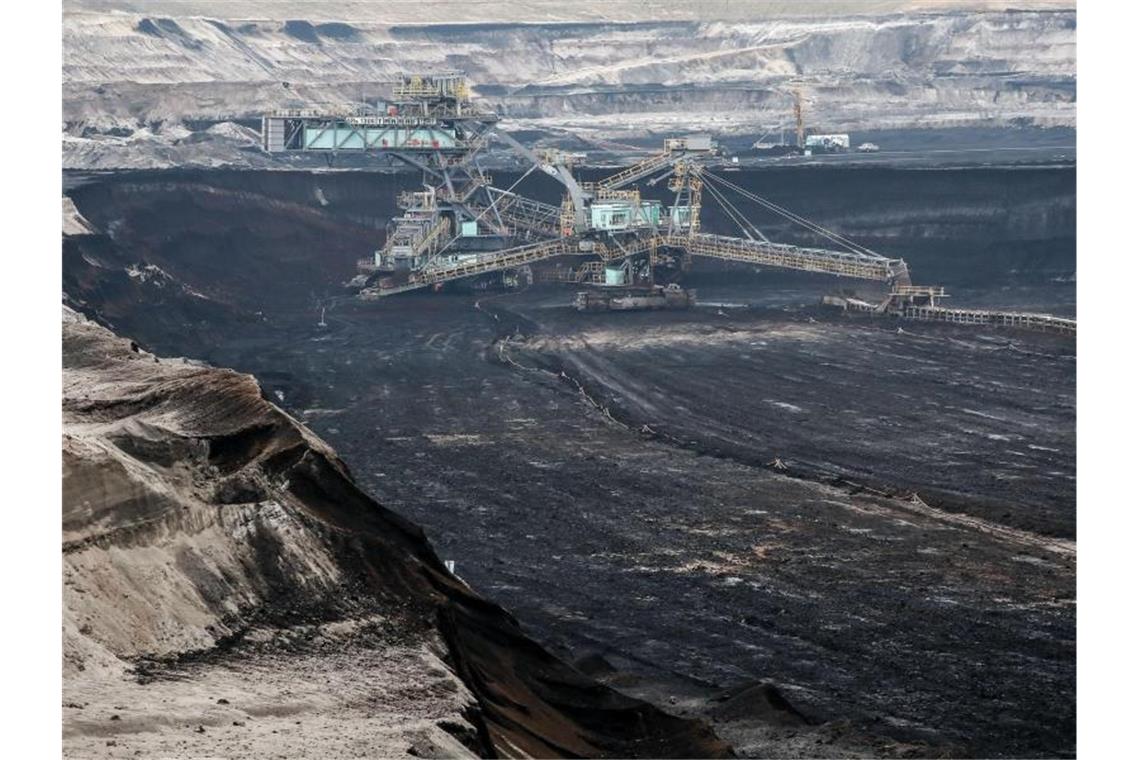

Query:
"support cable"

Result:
[[703, 179, 754, 240], [704, 171, 882, 258], [706, 171, 879, 257], [703, 178, 768, 242], [704, 171, 859, 252]]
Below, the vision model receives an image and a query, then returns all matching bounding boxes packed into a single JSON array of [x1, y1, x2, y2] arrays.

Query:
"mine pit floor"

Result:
[[196, 287, 1074, 758]]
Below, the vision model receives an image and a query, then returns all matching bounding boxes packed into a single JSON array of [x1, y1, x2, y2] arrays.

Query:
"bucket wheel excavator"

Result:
[[262, 72, 942, 316]]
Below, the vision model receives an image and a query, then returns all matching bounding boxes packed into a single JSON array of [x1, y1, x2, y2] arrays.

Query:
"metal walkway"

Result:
[[365, 231, 910, 296], [664, 233, 909, 284], [903, 306, 1076, 335], [411, 237, 576, 286]]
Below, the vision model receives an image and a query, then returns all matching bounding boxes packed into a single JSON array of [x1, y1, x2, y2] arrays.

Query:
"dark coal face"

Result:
[[64, 164, 1076, 758], [67, 162, 1077, 300]]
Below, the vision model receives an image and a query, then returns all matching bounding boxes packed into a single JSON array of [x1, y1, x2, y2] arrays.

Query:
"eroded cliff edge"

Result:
[[61, 305, 732, 758]]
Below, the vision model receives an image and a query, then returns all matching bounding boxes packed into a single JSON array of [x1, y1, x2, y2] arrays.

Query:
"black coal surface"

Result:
[[64, 164, 1076, 758]]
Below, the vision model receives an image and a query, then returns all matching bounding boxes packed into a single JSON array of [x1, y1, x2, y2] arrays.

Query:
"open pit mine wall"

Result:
[[62, 306, 732, 759], [62, 8, 1074, 168]]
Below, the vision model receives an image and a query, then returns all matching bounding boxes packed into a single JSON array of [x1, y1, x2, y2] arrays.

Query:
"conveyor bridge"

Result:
[[902, 306, 1076, 335], [365, 232, 908, 296], [666, 233, 910, 284]]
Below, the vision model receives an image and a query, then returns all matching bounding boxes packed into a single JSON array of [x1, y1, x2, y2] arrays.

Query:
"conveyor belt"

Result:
[[664, 233, 910, 283], [366, 230, 909, 296]]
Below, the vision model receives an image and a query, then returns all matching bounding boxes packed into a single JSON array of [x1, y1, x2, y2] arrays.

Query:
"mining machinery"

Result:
[[262, 72, 913, 306]]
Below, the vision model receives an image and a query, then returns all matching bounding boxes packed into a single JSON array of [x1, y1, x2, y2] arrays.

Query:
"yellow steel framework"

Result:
[[666, 233, 908, 282], [410, 238, 577, 286], [366, 231, 907, 296]]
